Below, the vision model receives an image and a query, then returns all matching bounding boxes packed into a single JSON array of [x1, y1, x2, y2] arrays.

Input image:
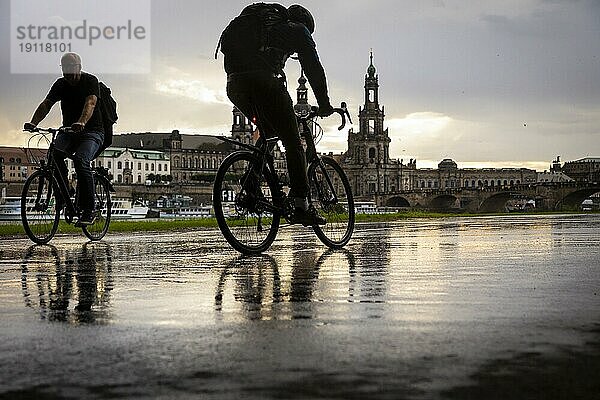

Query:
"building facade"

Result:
[[557, 157, 600, 183], [111, 129, 236, 183], [92, 148, 170, 184], [104, 105, 291, 184], [0, 146, 46, 182]]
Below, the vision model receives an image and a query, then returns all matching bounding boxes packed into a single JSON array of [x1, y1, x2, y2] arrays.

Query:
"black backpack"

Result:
[[97, 81, 118, 155], [215, 3, 289, 59]]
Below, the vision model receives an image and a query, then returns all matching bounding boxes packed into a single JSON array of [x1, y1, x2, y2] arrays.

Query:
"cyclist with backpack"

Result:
[[217, 3, 334, 226], [24, 53, 107, 226]]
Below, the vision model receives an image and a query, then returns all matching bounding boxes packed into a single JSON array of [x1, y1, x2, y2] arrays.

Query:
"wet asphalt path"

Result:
[[1, 214, 599, 399]]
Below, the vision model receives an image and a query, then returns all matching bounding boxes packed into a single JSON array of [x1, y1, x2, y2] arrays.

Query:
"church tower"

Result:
[[348, 51, 391, 165], [293, 69, 315, 137], [231, 106, 254, 145], [293, 69, 311, 117]]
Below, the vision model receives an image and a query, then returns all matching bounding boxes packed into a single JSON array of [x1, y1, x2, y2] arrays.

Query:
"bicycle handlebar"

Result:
[[23, 126, 74, 134], [305, 102, 353, 131]]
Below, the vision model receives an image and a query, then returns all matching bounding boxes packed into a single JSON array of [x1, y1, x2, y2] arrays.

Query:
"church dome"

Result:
[[438, 158, 458, 171]]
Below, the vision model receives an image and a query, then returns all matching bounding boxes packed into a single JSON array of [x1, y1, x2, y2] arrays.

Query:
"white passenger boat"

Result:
[[0, 197, 23, 221], [159, 204, 212, 218], [2, 195, 149, 221], [107, 199, 149, 219]]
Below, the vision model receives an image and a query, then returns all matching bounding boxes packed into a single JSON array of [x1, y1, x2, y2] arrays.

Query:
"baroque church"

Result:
[[332, 53, 536, 205]]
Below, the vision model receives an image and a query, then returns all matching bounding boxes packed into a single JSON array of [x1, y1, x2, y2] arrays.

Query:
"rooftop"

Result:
[[567, 157, 600, 163], [112, 131, 231, 153], [99, 147, 170, 160]]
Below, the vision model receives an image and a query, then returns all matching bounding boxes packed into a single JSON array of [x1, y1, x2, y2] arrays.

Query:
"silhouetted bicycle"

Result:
[[213, 104, 355, 254], [21, 127, 113, 244]]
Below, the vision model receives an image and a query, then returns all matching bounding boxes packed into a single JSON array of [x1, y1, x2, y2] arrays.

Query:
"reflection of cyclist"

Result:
[[24, 53, 104, 226], [216, 256, 282, 302], [219, 4, 332, 226], [21, 243, 113, 323]]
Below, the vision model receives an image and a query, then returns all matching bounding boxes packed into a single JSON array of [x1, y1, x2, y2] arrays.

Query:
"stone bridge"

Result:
[[2, 181, 598, 213], [374, 182, 600, 212]]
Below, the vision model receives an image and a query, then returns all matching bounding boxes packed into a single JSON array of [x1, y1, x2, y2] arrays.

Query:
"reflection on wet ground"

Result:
[[19, 242, 114, 324], [0, 214, 599, 399]]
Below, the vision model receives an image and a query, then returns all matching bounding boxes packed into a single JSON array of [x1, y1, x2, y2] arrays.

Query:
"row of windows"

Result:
[[418, 179, 522, 188], [352, 147, 390, 162], [91, 160, 169, 172], [174, 157, 219, 169], [0, 157, 22, 163]]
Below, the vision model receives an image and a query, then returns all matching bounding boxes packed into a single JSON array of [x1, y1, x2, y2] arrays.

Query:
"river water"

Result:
[[0, 214, 599, 399]]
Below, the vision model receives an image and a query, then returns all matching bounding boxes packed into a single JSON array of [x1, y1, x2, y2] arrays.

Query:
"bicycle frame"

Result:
[[218, 135, 286, 204], [217, 108, 347, 214], [33, 131, 79, 221], [28, 128, 114, 222]]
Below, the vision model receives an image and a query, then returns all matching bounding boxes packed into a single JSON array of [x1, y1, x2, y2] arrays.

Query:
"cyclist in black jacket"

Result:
[[222, 4, 333, 226]]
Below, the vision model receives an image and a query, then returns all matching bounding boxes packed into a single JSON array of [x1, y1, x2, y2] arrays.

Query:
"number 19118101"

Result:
[[19, 42, 72, 53]]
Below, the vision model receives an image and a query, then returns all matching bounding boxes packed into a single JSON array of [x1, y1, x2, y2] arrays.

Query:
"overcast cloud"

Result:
[[1, 0, 598, 169]]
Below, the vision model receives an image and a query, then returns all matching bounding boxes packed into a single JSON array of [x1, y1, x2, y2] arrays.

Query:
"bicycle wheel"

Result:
[[82, 175, 112, 241], [21, 170, 60, 244], [308, 156, 355, 248], [213, 151, 281, 254]]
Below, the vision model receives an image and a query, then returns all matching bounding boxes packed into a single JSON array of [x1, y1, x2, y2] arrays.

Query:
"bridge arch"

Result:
[[428, 194, 459, 210], [386, 196, 411, 207], [555, 189, 600, 210], [479, 192, 514, 213]]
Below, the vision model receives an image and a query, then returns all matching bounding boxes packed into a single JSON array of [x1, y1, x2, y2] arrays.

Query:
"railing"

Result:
[[378, 181, 600, 197]]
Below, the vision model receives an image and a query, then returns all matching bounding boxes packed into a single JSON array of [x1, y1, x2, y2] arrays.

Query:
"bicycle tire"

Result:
[[21, 170, 60, 244], [82, 175, 112, 241], [213, 151, 281, 254], [308, 156, 355, 248]]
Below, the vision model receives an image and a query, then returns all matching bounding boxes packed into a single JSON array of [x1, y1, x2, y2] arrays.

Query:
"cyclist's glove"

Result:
[[318, 103, 334, 118], [23, 122, 36, 132]]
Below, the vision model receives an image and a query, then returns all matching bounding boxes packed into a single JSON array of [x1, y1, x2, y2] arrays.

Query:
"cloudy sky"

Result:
[[1, 0, 599, 169]]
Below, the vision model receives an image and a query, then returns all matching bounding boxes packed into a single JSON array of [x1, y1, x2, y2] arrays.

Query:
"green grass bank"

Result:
[[1, 211, 597, 238]]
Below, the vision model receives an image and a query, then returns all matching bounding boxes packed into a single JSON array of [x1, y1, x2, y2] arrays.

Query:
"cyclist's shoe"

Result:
[[292, 205, 326, 226], [75, 210, 96, 227]]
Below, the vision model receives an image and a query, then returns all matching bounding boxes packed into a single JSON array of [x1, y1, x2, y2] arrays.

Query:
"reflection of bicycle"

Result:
[[213, 104, 355, 254], [214, 254, 282, 310], [21, 127, 113, 244], [21, 242, 114, 322]]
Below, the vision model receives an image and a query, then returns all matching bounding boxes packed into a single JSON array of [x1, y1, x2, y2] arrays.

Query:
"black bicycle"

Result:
[[213, 104, 355, 254], [21, 127, 113, 244]]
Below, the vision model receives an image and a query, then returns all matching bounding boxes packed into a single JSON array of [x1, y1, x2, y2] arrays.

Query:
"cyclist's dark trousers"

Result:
[[53, 131, 104, 212], [227, 71, 309, 199]]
